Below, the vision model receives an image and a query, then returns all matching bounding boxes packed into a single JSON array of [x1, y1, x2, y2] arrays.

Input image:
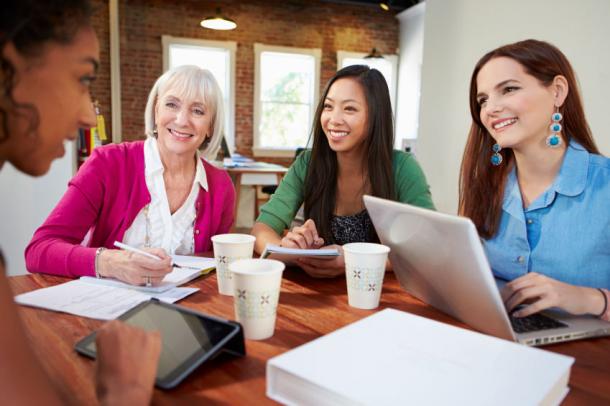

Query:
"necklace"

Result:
[[143, 199, 200, 254]]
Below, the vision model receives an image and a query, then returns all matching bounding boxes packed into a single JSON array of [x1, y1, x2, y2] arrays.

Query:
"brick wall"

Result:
[[90, 0, 399, 160], [90, 0, 112, 135]]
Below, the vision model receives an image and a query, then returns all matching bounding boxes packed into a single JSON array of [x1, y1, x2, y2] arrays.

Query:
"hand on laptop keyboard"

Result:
[[509, 312, 568, 334], [501, 272, 604, 318]]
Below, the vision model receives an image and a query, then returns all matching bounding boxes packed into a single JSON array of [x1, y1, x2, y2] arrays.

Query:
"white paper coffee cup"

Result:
[[343, 242, 390, 309], [211, 234, 256, 296], [229, 258, 284, 340]]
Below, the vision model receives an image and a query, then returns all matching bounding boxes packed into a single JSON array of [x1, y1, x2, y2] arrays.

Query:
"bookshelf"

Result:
[[76, 101, 109, 168]]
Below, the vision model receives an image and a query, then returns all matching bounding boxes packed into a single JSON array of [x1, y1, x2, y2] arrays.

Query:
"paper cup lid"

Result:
[[342, 242, 390, 255], [211, 233, 256, 244], [229, 258, 285, 275]]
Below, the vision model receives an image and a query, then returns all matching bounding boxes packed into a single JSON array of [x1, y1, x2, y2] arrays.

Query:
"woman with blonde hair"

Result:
[[26, 65, 235, 286]]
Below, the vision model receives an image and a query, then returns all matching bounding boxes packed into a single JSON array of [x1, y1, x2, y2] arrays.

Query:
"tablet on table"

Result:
[[75, 299, 245, 389]]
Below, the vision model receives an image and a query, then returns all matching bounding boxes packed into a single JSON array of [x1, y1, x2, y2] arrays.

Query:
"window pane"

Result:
[[167, 43, 233, 150], [169, 45, 229, 91], [258, 51, 316, 150], [341, 57, 394, 92], [260, 52, 314, 104], [259, 102, 310, 149]]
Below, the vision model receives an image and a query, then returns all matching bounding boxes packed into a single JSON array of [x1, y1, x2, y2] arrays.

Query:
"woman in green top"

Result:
[[252, 65, 434, 277]]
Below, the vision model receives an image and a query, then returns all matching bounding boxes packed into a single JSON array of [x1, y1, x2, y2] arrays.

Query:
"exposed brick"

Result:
[[90, 0, 398, 156]]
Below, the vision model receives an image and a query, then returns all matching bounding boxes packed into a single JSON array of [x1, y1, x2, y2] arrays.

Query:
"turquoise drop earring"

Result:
[[546, 109, 562, 148], [491, 143, 503, 166]]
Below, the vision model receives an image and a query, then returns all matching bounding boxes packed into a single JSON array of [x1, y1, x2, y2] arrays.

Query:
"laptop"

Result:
[[363, 195, 610, 346]]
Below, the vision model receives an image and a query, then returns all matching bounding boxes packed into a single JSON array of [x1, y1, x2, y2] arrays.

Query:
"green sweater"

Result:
[[257, 150, 435, 235]]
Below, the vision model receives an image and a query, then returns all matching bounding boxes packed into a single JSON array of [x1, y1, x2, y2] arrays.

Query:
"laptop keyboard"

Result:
[[509, 313, 569, 334]]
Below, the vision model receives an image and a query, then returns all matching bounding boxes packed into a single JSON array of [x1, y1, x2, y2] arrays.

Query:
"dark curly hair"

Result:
[[0, 0, 93, 143]]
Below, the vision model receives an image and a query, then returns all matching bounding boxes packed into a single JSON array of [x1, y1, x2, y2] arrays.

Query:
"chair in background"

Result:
[[260, 147, 305, 197], [257, 148, 306, 223]]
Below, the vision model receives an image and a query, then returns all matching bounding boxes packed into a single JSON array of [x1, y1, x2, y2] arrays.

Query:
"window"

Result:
[[337, 51, 399, 114], [162, 36, 236, 152], [254, 44, 321, 157]]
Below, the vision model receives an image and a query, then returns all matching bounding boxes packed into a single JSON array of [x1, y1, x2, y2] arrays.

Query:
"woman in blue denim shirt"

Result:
[[459, 39, 609, 320]]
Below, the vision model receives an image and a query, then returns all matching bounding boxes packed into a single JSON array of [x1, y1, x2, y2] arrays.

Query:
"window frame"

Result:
[[162, 35, 237, 153], [253, 43, 321, 158], [336, 50, 399, 115]]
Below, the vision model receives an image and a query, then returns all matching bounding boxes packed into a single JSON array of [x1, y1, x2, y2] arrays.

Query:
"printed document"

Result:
[[15, 280, 198, 320]]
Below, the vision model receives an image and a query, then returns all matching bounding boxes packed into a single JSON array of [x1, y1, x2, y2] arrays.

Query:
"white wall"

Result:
[[0, 144, 74, 276], [416, 0, 610, 214], [395, 2, 425, 147]]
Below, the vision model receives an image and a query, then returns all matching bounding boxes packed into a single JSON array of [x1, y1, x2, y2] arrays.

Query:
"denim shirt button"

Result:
[[517, 255, 525, 263], [527, 219, 533, 224]]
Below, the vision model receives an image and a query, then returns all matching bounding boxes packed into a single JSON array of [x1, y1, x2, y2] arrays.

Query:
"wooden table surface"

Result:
[[10, 271, 610, 405]]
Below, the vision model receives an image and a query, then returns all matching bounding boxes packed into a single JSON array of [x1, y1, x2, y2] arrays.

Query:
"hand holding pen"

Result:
[[95, 242, 173, 287], [113, 242, 200, 269]]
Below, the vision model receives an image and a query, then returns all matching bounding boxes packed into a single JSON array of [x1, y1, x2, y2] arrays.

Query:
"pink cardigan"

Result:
[[25, 141, 235, 277]]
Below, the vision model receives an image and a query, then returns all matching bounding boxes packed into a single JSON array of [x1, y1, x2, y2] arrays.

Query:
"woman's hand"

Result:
[[296, 245, 345, 278], [501, 272, 605, 317], [95, 320, 161, 405], [97, 248, 172, 286], [281, 219, 325, 249]]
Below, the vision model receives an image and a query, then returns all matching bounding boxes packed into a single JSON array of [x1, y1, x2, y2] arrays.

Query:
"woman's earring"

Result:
[[152, 126, 158, 137], [491, 143, 503, 166], [546, 109, 562, 148]]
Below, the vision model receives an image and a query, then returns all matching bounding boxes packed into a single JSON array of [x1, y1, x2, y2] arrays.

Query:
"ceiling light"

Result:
[[200, 8, 237, 31], [379, 2, 390, 11]]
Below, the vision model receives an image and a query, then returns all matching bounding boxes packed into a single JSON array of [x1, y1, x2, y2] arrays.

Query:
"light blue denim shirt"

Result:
[[483, 141, 610, 289]]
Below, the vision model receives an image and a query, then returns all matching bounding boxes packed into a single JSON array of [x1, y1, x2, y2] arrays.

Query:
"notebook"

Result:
[[80, 255, 216, 293], [260, 244, 339, 265], [267, 309, 574, 405], [363, 195, 610, 346]]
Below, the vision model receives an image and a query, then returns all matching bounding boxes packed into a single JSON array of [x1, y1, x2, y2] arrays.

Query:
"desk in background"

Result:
[[9, 271, 610, 404], [223, 162, 288, 222]]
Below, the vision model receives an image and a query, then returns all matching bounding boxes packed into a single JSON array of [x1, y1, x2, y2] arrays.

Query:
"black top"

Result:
[[330, 210, 373, 245]]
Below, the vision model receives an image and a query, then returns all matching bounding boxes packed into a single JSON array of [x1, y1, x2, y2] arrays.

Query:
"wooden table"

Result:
[[10, 271, 610, 405], [225, 165, 288, 221]]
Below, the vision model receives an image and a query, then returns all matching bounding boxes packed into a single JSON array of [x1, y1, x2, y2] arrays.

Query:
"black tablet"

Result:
[[75, 299, 245, 389]]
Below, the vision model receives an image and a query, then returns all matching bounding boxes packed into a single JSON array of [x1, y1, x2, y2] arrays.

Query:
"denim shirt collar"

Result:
[[552, 140, 589, 197], [503, 140, 589, 219]]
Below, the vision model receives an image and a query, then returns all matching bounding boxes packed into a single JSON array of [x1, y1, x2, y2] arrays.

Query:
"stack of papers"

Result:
[[15, 255, 215, 320], [223, 157, 284, 169], [267, 309, 574, 405], [15, 280, 198, 320]]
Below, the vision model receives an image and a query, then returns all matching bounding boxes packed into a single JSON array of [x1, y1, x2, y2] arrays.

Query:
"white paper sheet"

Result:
[[15, 280, 199, 320], [170, 255, 216, 274]]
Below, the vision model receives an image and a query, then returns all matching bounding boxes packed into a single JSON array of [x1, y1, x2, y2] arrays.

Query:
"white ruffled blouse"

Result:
[[122, 138, 207, 254]]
